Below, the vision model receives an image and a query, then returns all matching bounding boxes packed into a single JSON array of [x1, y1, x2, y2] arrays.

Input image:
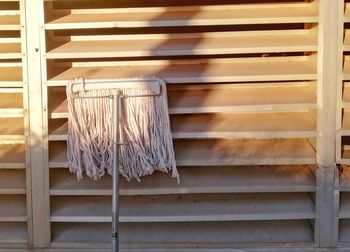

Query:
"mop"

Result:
[[65, 77, 179, 252]]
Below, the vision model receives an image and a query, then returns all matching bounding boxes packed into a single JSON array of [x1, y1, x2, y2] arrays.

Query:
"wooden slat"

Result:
[[340, 193, 350, 219], [344, 3, 350, 23], [49, 112, 317, 141], [50, 193, 314, 223], [49, 83, 317, 119], [0, 16, 20, 31], [0, 144, 25, 168], [51, 220, 314, 244], [0, 93, 23, 118], [0, 64, 22, 86], [47, 57, 317, 86], [342, 110, 350, 136], [174, 139, 316, 166], [44, 3, 318, 30], [0, 223, 26, 242], [49, 166, 316, 196], [0, 43, 21, 59], [342, 56, 350, 81], [49, 138, 316, 168], [0, 118, 24, 143], [343, 83, 350, 108], [46, 30, 317, 59], [339, 220, 350, 243], [0, 170, 26, 194], [340, 166, 350, 191], [0, 195, 26, 222]]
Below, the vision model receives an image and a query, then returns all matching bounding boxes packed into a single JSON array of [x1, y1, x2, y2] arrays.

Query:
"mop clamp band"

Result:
[[69, 77, 162, 96]]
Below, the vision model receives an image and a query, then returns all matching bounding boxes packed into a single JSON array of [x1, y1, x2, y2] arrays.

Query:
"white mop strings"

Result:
[[66, 78, 179, 183]]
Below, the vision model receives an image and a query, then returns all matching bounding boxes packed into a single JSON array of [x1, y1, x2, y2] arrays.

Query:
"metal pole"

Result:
[[112, 91, 122, 252]]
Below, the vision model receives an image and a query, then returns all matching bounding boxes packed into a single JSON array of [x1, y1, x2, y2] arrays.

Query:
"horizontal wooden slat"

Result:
[[45, 2, 318, 30], [49, 83, 317, 119], [170, 112, 317, 139], [0, 118, 24, 143], [49, 138, 316, 167], [0, 43, 21, 59], [341, 165, 350, 191], [343, 110, 350, 136], [344, 3, 350, 23], [343, 56, 350, 81], [0, 195, 26, 222], [174, 139, 316, 166], [0, 144, 25, 169], [0, 222, 26, 243], [168, 83, 317, 114], [49, 112, 317, 141], [50, 165, 316, 195], [47, 56, 317, 86], [50, 193, 314, 223], [343, 83, 350, 108], [0, 93, 23, 118], [0, 64, 22, 86], [339, 219, 350, 243], [51, 220, 314, 245], [0, 16, 20, 31], [340, 193, 350, 219], [0, 170, 26, 194], [46, 30, 317, 59]]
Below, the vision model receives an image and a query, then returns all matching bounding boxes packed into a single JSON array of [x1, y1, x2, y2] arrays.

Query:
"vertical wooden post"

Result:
[[315, 0, 342, 247], [19, 0, 33, 246], [24, 0, 50, 247]]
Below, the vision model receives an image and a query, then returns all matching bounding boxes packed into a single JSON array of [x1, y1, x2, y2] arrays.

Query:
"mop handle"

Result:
[[112, 90, 122, 252]]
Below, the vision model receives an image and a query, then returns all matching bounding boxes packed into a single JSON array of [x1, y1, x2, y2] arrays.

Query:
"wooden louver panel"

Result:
[[0, 0, 29, 246], [42, 0, 318, 248], [338, 1, 350, 245]]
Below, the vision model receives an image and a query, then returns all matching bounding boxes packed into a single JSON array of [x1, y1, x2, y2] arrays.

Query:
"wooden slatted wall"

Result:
[[338, 0, 350, 245], [0, 0, 349, 250], [40, 0, 320, 249], [0, 0, 31, 247]]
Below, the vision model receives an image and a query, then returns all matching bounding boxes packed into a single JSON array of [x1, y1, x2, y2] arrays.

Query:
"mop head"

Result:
[[66, 77, 179, 183]]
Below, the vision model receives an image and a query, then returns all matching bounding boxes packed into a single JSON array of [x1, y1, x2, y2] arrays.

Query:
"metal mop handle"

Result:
[[111, 90, 121, 252], [111, 85, 162, 252]]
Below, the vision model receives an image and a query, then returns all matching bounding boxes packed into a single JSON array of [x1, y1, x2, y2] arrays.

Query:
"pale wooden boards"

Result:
[[0, 170, 25, 194], [0, 16, 20, 31], [0, 144, 25, 168], [0, 223, 27, 243], [46, 30, 317, 59], [344, 3, 350, 23], [49, 84, 317, 118], [0, 64, 22, 86], [49, 139, 316, 167], [50, 193, 314, 223], [343, 84, 350, 108], [50, 166, 316, 196], [340, 193, 350, 219], [340, 166, 350, 191], [0, 93, 23, 118], [340, 220, 350, 243], [42, 0, 321, 248], [49, 112, 317, 141], [47, 57, 317, 86], [51, 220, 314, 244], [44, 2, 318, 30], [0, 195, 26, 222], [0, 43, 21, 59], [0, 118, 24, 143]]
